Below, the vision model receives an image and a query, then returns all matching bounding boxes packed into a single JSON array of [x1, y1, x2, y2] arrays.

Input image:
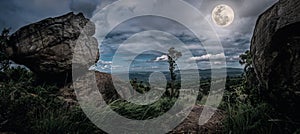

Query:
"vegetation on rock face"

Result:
[[238, 50, 261, 105], [0, 28, 10, 71]]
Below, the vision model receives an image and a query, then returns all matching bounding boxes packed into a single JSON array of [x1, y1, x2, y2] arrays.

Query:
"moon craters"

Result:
[[212, 4, 234, 27]]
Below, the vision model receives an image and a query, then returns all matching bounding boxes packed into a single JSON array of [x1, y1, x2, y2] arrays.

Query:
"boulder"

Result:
[[250, 0, 300, 118], [6, 12, 98, 85], [4, 12, 120, 103]]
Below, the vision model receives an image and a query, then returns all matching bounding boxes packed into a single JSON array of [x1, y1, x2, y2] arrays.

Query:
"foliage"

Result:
[[130, 78, 150, 94], [0, 67, 59, 132], [0, 28, 10, 71], [239, 50, 261, 105], [221, 77, 244, 106], [167, 47, 182, 97]]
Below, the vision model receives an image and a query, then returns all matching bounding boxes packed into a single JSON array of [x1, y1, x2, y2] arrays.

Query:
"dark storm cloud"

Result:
[[239, 0, 278, 17], [0, 0, 70, 32], [222, 33, 251, 61], [69, 0, 101, 18], [197, 0, 245, 13]]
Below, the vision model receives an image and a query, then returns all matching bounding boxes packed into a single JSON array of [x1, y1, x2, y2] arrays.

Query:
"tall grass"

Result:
[[222, 103, 274, 134], [0, 67, 102, 133], [110, 97, 178, 120]]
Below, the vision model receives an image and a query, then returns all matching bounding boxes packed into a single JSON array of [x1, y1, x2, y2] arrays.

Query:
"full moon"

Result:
[[212, 4, 234, 27]]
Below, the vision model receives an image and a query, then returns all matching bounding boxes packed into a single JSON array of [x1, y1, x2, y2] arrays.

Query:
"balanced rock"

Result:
[[251, 0, 300, 118], [6, 12, 98, 85]]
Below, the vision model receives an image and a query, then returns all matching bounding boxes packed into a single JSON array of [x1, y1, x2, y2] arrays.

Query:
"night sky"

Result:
[[0, 0, 278, 72]]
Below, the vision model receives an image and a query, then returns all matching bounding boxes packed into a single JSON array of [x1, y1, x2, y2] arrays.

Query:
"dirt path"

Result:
[[170, 105, 224, 134]]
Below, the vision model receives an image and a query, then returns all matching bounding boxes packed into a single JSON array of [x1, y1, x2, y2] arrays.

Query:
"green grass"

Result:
[[222, 103, 275, 134], [110, 97, 178, 120], [1, 67, 299, 133], [0, 67, 101, 133]]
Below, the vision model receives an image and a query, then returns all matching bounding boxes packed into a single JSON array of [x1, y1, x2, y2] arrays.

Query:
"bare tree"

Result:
[[167, 47, 182, 97]]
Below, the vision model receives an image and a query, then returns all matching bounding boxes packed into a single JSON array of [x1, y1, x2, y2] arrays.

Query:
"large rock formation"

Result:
[[4, 11, 120, 104], [6, 12, 98, 85], [4, 12, 120, 103], [251, 0, 300, 118]]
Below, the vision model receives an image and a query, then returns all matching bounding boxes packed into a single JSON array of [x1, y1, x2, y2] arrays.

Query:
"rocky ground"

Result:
[[170, 105, 224, 134]]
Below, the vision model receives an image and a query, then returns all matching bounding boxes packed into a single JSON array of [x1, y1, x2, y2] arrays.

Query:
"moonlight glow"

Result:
[[212, 4, 235, 27]]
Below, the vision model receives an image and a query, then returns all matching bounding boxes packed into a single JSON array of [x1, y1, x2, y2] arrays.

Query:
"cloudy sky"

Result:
[[0, 0, 278, 72]]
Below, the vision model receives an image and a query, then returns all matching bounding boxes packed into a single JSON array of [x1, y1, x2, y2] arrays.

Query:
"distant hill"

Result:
[[114, 68, 243, 82]]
